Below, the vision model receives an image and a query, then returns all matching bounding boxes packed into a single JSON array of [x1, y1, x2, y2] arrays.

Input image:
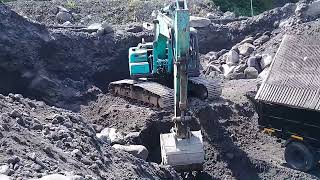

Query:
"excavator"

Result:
[[108, 0, 221, 173]]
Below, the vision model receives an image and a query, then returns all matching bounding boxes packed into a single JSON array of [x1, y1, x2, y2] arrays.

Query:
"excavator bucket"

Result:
[[160, 131, 204, 172]]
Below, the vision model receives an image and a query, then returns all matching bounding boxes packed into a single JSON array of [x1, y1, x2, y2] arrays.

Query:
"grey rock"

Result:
[[247, 56, 258, 68], [234, 64, 247, 73], [32, 123, 44, 130], [38, 174, 70, 180], [16, 118, 26, 127], [260, 54, 273, 69], [52, 114, 65, 124], [71, 149, 81, 157], [223, 11, 236, 19], [10, 110, 22, 118], [56, 11, 73, 24], [112, 144, 149, 160], [244, 67, 259, 79], [206, 51, 219, 61], [0, 164, 10, 175], [7, 156, 20, 165], [253, 35, 270, 46], [222, 64, 236, 77], [87, 22, 114, 35], [206, 13, 217, 19], [190, 16, 211, 28], [27, 152, 37, 161], [239, 37, 254, 45], [62, 21, 72, 26], [225, 73, 245, 80], [0, 174, 10, 180], [238, 43, 255, 56], [96, 128, 124, 144], [57, 6, 70, 13], [226, 50, 239, 65], [11, 94, 22, 101]]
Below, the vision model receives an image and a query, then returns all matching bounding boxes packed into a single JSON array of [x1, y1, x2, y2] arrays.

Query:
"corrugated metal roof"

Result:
[[255, 35, 320, 111]]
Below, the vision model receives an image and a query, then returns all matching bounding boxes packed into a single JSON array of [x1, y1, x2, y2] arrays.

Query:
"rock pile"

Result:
[[203, 33, 273, 80], [202, 0, 320, 81], [0, 94, 178, 179]]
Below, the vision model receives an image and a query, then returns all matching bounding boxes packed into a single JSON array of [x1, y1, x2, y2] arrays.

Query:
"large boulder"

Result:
[[56, 11, 73, 23], [260, 54, 273, 69], [225, 50, 239, 65], [238, 43, 255, 56], [190, 16, 211, 28], [96, 128, 124, 144], [112, 144, 149, 160], [244, 67, 259, 79], [87, 22, 114, 35]]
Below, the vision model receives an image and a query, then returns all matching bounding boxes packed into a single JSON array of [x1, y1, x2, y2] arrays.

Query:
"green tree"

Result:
[[212, 0, 298, 16]]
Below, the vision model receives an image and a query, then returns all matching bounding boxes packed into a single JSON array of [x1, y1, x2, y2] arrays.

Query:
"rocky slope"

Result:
[[0, 93, 179, 179]]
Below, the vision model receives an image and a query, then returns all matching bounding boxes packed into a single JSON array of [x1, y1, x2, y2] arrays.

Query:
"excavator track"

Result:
[[109, 77, 221, 109], [188, 76, 222, 100], [108, 79, 174, 110]]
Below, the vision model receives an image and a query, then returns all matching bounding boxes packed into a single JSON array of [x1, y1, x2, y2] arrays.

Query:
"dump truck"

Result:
[[255, 34, 320, 172]]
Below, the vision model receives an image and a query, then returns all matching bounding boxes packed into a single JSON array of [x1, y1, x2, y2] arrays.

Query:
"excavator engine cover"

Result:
[[160, 131, 204, 172]]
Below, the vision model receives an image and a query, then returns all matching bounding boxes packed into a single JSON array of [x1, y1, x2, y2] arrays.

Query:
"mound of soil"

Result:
[[0, 93, 179, 179]]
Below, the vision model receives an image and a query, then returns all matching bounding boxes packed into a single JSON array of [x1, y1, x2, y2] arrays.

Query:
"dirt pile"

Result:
[[0, 3, 153, 111], [0, 93, 179, 179]]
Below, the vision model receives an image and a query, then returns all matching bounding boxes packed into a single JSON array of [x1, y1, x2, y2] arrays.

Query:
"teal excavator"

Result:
[[109, 0, 221, 172]]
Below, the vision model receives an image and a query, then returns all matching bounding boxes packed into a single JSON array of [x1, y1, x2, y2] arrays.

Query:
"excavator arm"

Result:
[[160, 0, 204, 173]]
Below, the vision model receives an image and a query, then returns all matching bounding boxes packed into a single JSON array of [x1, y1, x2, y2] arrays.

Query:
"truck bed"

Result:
[[256, 101, 320, 149]]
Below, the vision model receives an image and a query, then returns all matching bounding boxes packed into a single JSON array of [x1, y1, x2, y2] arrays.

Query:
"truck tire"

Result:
[[285, 141, 316, 172]]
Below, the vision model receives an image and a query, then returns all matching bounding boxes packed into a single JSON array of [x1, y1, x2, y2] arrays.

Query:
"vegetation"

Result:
[[212, 0, 298, 16], [65, 0, 77, 10]]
